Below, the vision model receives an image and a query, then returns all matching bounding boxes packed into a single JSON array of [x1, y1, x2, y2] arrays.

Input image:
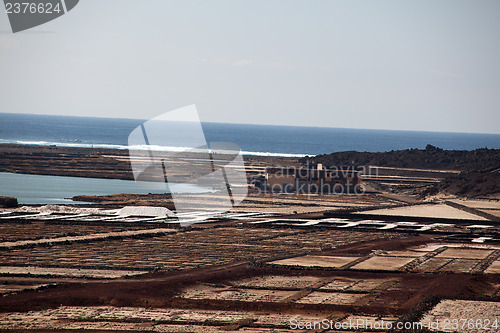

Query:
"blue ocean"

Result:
[[1, 113, 500, 156]]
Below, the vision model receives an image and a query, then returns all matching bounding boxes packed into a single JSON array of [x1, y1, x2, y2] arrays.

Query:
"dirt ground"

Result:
[[0, 229, 499, 332], [0, 144, 499, 331]]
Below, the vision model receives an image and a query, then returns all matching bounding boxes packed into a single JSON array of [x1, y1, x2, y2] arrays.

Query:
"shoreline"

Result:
[[0, 143, 300, 181], [0, 140, 310, 158]]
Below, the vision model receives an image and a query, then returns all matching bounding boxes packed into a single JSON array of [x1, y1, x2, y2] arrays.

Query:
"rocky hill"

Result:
[[302, 145, 500, 198], [301, 145, 500, 171], [438, 170, 500, 198]]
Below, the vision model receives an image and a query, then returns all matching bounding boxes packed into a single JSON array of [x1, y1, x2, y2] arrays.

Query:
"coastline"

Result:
[[0, 143, 299, 181], [0, 139, 310, 158]]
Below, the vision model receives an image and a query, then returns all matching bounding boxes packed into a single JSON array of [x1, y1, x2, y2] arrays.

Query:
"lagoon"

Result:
[[0, 172, 203, 205]]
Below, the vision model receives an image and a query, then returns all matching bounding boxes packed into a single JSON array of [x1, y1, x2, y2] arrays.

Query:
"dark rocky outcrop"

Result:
[[301, 145, 500, 171], [438, 170, 500, 198], [0, 196, 18, 208], [302, 145, 500, 198]]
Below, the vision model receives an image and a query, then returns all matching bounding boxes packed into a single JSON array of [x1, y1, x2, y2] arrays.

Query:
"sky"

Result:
[[0, 0, 499, 134]]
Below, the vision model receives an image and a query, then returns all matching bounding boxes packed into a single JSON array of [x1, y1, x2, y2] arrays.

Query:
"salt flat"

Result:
[[356, 203, 487, 220]]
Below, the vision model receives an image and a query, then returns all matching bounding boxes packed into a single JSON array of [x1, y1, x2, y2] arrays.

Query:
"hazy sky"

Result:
[[1, 1, 499, 133]]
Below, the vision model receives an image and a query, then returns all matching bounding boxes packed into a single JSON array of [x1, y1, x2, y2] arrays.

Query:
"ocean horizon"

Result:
[[1, 112, 500, 157]]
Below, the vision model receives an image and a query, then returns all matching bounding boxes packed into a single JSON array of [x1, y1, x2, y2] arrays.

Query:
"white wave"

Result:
[[12, 140, 50, 145], [0, 139, 313, 157], [240, 150, 309, 158]]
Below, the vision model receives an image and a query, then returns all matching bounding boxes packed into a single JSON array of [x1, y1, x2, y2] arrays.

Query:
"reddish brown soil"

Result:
[[318, 234, 436, 256], [1, 235, 497, 317]]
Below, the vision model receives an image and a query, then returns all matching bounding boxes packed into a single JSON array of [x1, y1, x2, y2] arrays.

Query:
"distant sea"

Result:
[[1, 113, 500, 156]]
